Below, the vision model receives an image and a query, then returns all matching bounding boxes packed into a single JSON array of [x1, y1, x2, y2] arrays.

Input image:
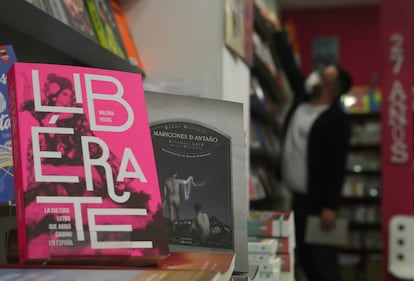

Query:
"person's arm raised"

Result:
[[261, 9, 306, 102]]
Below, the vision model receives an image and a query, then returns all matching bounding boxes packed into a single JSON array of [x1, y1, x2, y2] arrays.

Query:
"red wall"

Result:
[[282, 5, 380, 86]]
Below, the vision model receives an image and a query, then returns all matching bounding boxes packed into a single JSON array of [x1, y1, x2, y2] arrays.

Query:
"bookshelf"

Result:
[[249, 4, 288, 211], [0, 0, 144, 75], [339, 111, 382, 280]]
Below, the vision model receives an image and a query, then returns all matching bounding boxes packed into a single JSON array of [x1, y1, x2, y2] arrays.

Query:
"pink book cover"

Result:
[[7, 62, 169, 265]]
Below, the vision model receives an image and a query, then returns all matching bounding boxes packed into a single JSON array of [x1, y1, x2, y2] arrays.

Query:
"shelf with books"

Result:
[[250, 95, 282, 136], [341, 104, 382, 278], [248, 2, 291, 213], [250, 147, 279, 168], [343, 101, 382, 253], [0, 1, 144, 75], [251, 53, 280, 103], [249, 161, 281, 209]]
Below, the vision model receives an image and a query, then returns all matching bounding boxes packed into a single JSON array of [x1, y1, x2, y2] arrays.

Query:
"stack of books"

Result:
[[248, 211, 296, 281], [248, 237, 281, 281]]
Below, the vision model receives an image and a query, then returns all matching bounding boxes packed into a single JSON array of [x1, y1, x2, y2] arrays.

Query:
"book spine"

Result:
[[48, 0, 69, 25], [259, 270, 280, 281], [248, 253, 273, 263], [109, 0, 144, 70], [7, 65, 27, 264], [257, 257, 281, 273], [258, 263, 276, 273], [41, 0, 53, 16], [270, 218, 289, 237], [85, 0, 109, 49], [101, 0, 127, 59], [247, 219, 289, 237], [248, 239, 276, 253]]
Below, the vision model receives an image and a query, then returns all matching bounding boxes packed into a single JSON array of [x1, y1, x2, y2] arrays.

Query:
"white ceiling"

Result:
[[278, 0, 380, 10]]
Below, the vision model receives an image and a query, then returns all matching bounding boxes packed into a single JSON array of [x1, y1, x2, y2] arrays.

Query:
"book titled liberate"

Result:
[[7, 62, 169, 265]]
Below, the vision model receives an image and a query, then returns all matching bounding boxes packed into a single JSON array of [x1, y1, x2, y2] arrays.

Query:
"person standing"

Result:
[[261, 10, 352, 281]]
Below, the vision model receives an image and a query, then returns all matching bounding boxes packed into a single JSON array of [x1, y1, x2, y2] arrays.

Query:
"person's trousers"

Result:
[[292, 192, 342, 281]]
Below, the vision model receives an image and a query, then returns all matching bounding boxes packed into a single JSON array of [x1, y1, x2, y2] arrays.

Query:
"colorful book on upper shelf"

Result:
[[7, 62, 169, 264], [85, 0, 127, 59], [342, 85, 382, 113], [109, 0, 145, 72], [60, 0, 98, 42], [0, 267, 221, 281], [25, 1, 96, 42], [144, 90, 248, 273], [0, 45, 16, 204]]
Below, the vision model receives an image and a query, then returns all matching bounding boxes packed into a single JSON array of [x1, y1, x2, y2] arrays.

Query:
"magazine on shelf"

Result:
[[60, 0, 98, 41], [7, 62, 169, 264], [145, 91, 248, 273], [85, 0, 127, 59]]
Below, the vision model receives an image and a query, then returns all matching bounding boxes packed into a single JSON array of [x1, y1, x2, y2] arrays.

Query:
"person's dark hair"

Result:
[[334, 65, 353, 97], [21, 73, 74, 121], [44, 73, 74, 105]]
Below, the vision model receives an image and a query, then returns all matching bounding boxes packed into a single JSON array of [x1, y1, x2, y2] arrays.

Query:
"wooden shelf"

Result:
[[252, 53, 280, 103], [0, 1, 144, 75]]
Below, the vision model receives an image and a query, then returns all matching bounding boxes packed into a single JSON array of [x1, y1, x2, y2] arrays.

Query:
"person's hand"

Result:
[[260, 9, 282, 32], [320, 208, 337, 231]]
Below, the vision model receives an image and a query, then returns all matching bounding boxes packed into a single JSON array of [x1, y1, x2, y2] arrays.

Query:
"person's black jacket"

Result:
[[273, 31, 350, 213]]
